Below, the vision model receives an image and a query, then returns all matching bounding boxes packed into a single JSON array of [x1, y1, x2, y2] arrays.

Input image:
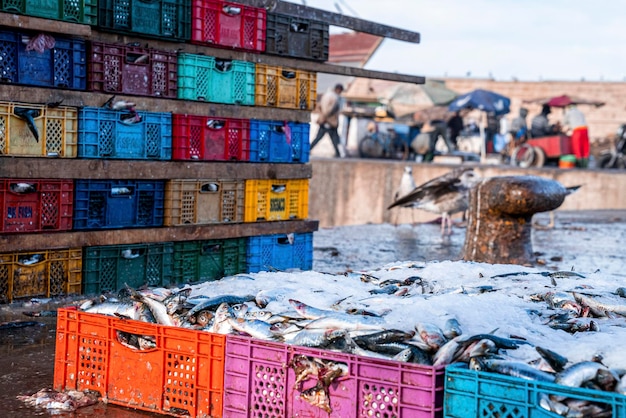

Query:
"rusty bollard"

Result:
[[462, 175, 569, 265]]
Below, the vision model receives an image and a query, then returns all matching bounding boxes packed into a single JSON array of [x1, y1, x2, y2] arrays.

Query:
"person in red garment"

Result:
[[562, 103, 589, 167]]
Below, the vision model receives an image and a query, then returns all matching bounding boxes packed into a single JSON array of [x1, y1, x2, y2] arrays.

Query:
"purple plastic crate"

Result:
[[224, 335, 445, 418]]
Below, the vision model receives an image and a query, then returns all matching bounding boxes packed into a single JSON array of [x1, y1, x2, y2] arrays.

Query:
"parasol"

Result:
[[523, 94, 605, 108]]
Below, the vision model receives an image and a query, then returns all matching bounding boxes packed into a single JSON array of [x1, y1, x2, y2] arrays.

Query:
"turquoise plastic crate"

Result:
[[246, 232, 313, 273], [173, 238, 247, 283], [444, 363, 626, 418], [0, 0, 97, 24], [78, 107, 172, 160], [177, 53, 255, 105]]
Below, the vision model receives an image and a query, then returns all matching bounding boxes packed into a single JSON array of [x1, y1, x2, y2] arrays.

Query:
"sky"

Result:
[[287, 0, 626, 82]]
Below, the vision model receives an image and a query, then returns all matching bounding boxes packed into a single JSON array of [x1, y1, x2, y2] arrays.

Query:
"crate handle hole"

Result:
[[197, 96, 206, 101], [200, 183, 220, 193], [121, 248, 143, 259], [201, 244, 222, 255], [222, 5, 242, 15], [277, 234, 295, 245], [17, 253, 45, 265], [214, 60, 232, 72], [110, 186, 134, 196], [206, 120, 225, 130], [116, 330, 157, 351], [126, 52, 150, 65], [9, 182, 37, 194], [281, 70, 296, 79], [271, 184, 286, 193], [289, 22, 309, 33]]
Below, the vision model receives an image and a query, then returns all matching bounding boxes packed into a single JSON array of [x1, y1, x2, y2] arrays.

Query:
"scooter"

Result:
[[598, 124, 626, 169]]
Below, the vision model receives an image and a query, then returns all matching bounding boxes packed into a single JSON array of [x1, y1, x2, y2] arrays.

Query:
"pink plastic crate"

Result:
[[224, 335, 445, 418]]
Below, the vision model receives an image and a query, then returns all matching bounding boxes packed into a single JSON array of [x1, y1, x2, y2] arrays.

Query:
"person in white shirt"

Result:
[[310, 84, 345, 158]]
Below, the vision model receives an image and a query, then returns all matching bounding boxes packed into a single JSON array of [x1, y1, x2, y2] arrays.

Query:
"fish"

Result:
[[302, 314, 386, 332], [186, 294, 255, 319], [555, 361, 608, 389], [13, 107, 41, 142], [209, 303, 234, 334], [289, 299, 334, 319], [471, 357, 556, 382], [352, 329, 415, 346], [285, 328, 347, 347], [83, 300, 145, 321], [535, 346, 569, 372], [415, 322, 447, 351], [443, 318, 463, 339], [289, 354, 321, 387], [10, 182, 36, 193], [299, 382, 331, 413], [572, 292, 626, 317], [128, 288, 176, 327], [227, 317, 275, 340]]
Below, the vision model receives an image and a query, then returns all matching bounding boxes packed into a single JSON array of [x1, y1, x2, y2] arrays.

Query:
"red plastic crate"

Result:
[[172, 114, 250, 161], [191, 0, 266, 52], [88, 41, 178, 98], [224, 335, 445, 418], [54, 308, 226, 417], [0, 179, 73, 233]]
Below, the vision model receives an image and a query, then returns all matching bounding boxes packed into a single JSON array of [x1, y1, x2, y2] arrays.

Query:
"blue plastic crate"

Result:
[[98, 0, 191, 41], [177, 53, 255, 105], [249, 120, 310, 163], [246, 232, 313, 273], [78, 107, 172, 160], [73, 180, 165, 230], [444, 363, 626, 418], [0, 29, 86, 90]]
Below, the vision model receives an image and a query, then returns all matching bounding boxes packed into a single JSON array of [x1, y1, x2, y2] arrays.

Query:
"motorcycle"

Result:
[[598, 124, 626, 169], [357, 106, 416, 160]]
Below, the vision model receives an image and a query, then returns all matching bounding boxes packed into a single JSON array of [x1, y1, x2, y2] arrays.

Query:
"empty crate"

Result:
[[265, 12, 329, 61], [164, 179, 245, 226], [97, 0, 191, 41], [73, 180, 165, 230], [0, 29, 86, 89], [88, 42, 178, 98], [224, 335, 445, 417], [246, 232, 313, 272], [0, 101, 78, 157], [82, 242, 174, 294], [0, 0, 97, 25], [173, 238, 247, 283], [54, 309, 226, 417], [0, 248, 82, 303], [244, 179, 308, 222], [177, 53, 255, 105], [191, 0, 266, 52], [0, 179, 73, 233], [255, 64, 316, 110], [249, 119, 310, 163], [172, 114, 250, 161], [78, 107, 172, 160]]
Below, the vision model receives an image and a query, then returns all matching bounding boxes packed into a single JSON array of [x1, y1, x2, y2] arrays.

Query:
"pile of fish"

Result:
[[75, 260, 626, 415]]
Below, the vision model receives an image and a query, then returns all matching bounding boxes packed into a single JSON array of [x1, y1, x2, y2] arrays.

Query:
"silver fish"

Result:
[[415, 322, 447, 351], [471, 357, 556, 382], [227, 317, 275, 340], [572, 292, 626, 317], [443, 318, 463, 339], [286, 328, 347, 347], [303, 314, 386, 331], [131, 291, 176, 327], [83, 301, 145, 321]]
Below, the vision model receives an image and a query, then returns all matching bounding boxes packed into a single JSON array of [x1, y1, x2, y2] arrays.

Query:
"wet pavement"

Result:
[[1, 209, 625, 417]]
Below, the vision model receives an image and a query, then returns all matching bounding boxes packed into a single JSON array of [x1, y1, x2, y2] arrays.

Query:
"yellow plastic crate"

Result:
[[254, 64, 317, 110], [244, 179, 309, 222], [0, 101, 78, 157], [164, 179, 245, 226], [0, 248, 82, 303]]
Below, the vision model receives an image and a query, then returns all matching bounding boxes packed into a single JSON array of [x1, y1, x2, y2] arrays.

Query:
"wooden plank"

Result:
[[236, 0, 421, 43], [0, 85, 314, 123], [0, 221, 320, 252], [93, 32, 426, 84], [0, 158, 312, 180], [0, 12, 92, 37]]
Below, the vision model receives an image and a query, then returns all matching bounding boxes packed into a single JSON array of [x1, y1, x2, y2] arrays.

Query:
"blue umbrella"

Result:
[[448, 89, 511, 116]]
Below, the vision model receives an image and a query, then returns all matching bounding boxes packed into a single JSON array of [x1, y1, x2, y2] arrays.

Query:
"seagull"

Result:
[[387, 167, 479, 235], [390, 166, 417, 225], [533, 185, 582, 230]]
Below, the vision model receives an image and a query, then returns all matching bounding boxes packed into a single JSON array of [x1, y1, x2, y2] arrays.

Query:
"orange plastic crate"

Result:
[[254, 64, 317, 110], [0, 248, 81, 303], [54, 308, 226, 417], [244, 178, 308, 221], [164, 178, 245, 226]]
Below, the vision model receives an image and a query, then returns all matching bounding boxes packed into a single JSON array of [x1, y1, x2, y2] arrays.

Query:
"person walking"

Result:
[[310, 83, 346, 157], [446, 110, 464, 151], [562, 103, 590, 167]]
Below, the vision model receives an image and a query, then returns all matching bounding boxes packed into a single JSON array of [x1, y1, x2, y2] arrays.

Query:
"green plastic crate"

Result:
[[173, 238, 247, 284], [177, 53, 255, 105], [1, 0, 97, 25], [82, 242, 174, 294]]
